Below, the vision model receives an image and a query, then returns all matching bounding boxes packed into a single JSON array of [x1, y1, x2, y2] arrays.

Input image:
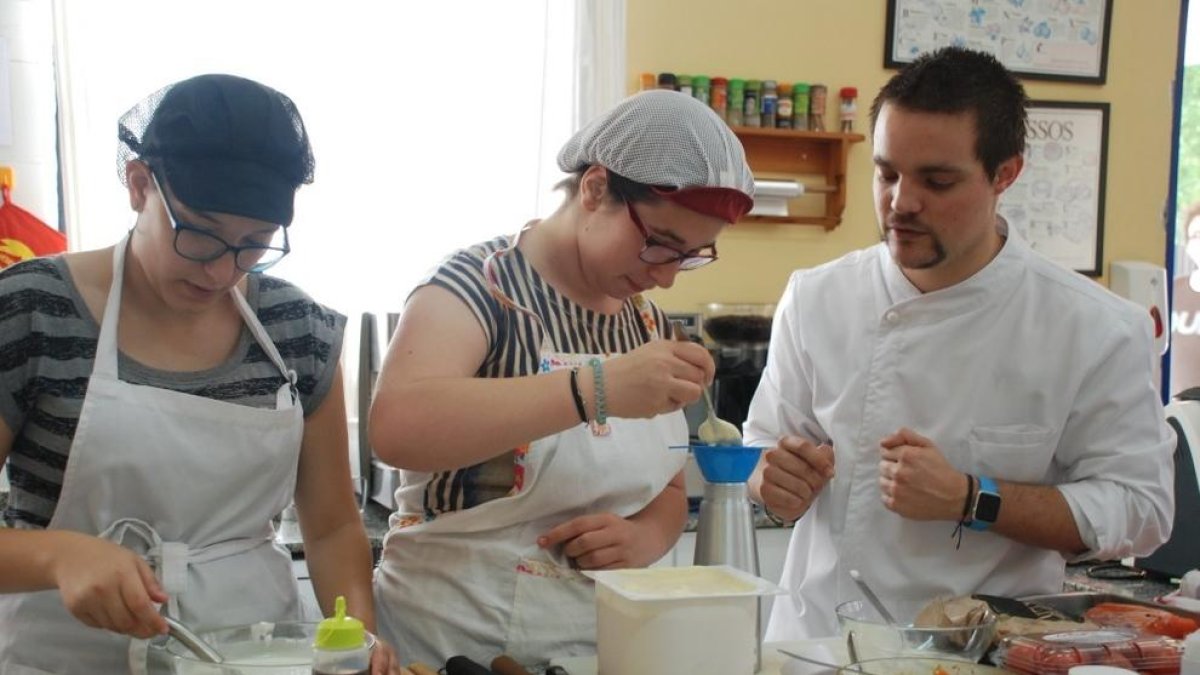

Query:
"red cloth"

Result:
[[0, 184, 66, 268]]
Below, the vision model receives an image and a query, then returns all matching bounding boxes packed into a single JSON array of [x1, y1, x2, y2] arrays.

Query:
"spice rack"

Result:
[[731, 126, 865, 230]]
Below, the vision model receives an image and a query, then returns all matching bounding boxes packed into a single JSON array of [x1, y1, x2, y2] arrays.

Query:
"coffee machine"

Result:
[[700, 304, 773, 433]]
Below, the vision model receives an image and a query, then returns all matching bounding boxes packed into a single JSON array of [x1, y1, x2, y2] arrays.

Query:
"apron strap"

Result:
[[97, 232, 297, 407]]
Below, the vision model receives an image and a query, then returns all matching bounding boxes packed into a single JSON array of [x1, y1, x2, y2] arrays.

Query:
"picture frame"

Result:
[[884, 0, 1113, 84], [998, 101, 1110, 276]]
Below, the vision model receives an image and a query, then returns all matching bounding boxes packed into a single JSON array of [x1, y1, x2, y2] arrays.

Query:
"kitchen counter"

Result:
[[0, 488, 1180, 604], [272, 497, 787, 561]]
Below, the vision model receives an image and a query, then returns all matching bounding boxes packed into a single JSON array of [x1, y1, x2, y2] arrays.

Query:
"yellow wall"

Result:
[[630, 0, 1181, 313]]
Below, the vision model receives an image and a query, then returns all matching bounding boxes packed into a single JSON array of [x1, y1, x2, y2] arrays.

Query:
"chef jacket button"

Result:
[[884, 310, 899, 323]]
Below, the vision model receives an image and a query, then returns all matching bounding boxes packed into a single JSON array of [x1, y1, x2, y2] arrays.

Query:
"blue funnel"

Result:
[[692, 445, 763, 483]]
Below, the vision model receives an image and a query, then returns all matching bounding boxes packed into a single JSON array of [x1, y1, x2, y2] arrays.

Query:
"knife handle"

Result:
[[489, 655, 532, 675], [445, 655, 493, 675]]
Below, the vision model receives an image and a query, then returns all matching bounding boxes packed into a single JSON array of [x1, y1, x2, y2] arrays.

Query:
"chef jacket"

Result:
[[744, 227, 1176, 640]]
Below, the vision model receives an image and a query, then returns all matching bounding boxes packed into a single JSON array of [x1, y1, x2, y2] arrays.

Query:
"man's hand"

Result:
[[878, 427, 968, 521], [756, 436, 835, 522]]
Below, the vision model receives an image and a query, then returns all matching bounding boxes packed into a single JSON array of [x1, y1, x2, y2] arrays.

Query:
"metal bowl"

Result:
[[836, 599, 998, 663]]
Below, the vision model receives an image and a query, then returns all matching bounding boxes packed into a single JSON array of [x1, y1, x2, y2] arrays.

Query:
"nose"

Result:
[[889, 177, 921, 216], [201, 251, 241, 282]]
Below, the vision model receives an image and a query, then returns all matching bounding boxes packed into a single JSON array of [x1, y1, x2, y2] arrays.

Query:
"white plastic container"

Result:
[[1183, 629, 1200, 675], [586, 565, 782, 675]]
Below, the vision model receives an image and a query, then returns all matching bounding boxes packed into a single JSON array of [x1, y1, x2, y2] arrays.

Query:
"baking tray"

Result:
[[1018, 591, 1200, 623]]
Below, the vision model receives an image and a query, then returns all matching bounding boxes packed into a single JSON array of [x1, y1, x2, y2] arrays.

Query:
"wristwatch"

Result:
[[968, 476, 1001, 531]]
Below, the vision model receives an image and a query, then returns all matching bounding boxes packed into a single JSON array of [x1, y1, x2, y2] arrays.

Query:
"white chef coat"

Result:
[[744, 228, 1175, 641]]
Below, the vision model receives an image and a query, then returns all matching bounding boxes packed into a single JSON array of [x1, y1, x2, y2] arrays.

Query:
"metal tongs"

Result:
[[162, 616, 225, 663]]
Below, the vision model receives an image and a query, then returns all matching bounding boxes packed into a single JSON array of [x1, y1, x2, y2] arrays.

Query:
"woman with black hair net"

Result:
[[368, 90, 756, 667], [0, 74, 401, 673]]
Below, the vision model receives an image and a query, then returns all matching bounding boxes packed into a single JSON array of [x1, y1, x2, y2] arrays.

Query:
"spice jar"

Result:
[[710, 77, 729, 123], [839, 86, 858, 133], [777, 83, 793, 129], [760, 80, 778, 128], [639, 73, 656, 91], [693, 75, 711, 106], [809, 84, 827, 132], [657, 73, 677, 91], [744, 79, 761, 128], [792, 83, 810, 130], [727, 79, 745, 126]]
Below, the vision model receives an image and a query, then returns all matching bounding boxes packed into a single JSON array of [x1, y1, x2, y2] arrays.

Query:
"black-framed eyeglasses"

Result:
[[624, 200, 718, 271], [152, 173, 290, 274]]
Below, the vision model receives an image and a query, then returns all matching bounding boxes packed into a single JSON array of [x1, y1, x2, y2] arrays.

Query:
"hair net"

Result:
[[117, 74, 314, 226], [558, 90, 754, 223]]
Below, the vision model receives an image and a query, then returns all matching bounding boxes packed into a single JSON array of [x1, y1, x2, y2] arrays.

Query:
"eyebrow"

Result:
[[873, 157, 968, 176]]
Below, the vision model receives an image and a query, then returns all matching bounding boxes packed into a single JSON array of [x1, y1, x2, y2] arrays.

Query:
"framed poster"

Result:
[[885, 0, 1112, 84], [998, 101, 1109, 276]]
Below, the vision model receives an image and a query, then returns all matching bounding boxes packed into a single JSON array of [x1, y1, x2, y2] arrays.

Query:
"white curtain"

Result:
[[51, 0, 625, 477], [574, 0, 627, 130]]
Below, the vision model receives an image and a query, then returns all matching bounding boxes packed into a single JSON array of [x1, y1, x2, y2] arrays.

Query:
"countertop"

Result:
[[1, 490, 1180, 602]]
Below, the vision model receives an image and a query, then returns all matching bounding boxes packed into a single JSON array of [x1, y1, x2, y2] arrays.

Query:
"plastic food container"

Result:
[[992, 629, 1183, 675], [586, 565, 783, 675]]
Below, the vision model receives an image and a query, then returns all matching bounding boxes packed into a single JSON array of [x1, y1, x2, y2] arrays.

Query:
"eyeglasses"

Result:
[[151, 173, 289, 274], [624, 200, 718, 271]]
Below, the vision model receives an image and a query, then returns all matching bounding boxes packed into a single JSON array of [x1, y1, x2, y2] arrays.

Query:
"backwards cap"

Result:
[[117, 74, 314, 226], [557, 90, 754, 223]]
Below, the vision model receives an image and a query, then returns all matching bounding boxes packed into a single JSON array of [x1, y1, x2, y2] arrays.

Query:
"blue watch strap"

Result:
[[967, 475, 1000, 531]]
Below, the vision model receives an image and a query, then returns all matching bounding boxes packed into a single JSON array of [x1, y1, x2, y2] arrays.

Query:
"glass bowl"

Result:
[[837, 656, 1009, 674], [836, 599, 998, 663], [160, 621, 375, 674]]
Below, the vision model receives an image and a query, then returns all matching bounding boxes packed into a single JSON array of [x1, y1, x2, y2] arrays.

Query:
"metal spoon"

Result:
[[670, 322, 743, 445], [776, 647, 883, 675], [849, 569, 898, 625]]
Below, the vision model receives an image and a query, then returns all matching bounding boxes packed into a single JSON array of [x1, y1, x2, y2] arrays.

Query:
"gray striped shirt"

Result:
[[0, 256, 346, 528], [403, 236, 670, 519]]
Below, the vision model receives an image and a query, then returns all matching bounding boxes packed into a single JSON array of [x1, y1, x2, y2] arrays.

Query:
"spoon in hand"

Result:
[[670, 323, 743, 445]]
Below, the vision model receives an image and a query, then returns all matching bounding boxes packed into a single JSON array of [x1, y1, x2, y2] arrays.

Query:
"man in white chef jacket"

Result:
[[744, 46, 1176, 641]]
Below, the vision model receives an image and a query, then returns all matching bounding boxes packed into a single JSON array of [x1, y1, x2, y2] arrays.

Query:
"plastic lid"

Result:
[[793, 83, 810, 92], [693, 75, 710, 86], [840, 87, 858, 98], [995, 630, 1183, 675], [314, 596, 366, 650]]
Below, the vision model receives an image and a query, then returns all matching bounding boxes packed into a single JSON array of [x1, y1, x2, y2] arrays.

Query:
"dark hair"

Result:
[[555, 167, 659, 204], [869, 46, 1028, 179]]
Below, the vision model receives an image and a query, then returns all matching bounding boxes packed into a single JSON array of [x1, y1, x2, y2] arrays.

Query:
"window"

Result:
[[54, 1, 592, 446]]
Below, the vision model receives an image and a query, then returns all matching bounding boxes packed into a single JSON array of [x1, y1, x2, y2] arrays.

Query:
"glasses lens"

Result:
[[174, 228, 228, 262], [678, 255, 717, 271], [238, 247, 287, 272]]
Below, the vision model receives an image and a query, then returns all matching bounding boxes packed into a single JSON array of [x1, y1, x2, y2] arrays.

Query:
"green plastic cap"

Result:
[[314, 596, 365, 650]]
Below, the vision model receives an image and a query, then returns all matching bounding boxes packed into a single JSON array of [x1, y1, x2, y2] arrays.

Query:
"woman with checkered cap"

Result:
[[369, 90, 755, 667], [0, 74, 402, 673]]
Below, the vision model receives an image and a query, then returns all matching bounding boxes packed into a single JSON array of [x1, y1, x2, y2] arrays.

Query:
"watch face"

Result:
[[975, 491, 1001, 523]]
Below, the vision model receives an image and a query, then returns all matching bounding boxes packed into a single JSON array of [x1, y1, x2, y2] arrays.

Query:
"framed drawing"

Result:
[[998, 101, 1109, 276], [885, 0, 1112, 84]]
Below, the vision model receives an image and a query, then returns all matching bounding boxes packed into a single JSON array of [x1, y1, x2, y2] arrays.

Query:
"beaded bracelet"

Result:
[[568, 367, 588, 424], [950, 473, 976, 550], [589, 357, 610, 436]]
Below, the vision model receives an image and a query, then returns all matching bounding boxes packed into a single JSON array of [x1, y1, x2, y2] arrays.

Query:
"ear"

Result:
[[125, 160, 154, 212], [992, 155, 1024, 195], [578, 165, 610, 212]]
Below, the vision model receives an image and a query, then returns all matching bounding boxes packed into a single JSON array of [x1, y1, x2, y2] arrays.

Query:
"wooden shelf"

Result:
[[731, 126, 865, 230]]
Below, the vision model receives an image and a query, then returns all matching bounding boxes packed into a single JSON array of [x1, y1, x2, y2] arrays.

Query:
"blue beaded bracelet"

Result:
[[589, 357, 610, 436]]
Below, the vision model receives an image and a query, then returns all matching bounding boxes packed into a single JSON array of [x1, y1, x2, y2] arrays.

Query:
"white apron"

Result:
[[373, 297, 687, 667], [0, 234, 306, 674]]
